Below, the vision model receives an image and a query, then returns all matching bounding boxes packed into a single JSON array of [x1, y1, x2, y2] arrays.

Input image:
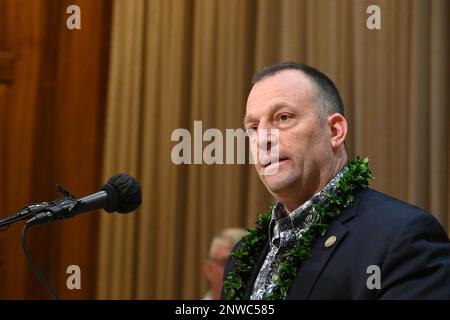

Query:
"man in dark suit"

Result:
[[222, 62, 450, 300]]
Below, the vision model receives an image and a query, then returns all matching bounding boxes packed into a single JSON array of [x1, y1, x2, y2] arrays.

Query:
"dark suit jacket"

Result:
[[222, 188, 450, 299]]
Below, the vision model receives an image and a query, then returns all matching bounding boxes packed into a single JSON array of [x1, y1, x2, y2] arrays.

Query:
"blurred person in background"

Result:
[[203, 228, 248, 300]]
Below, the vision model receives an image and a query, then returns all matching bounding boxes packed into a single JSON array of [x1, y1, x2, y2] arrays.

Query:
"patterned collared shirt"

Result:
[[250, 165, 348, 300]]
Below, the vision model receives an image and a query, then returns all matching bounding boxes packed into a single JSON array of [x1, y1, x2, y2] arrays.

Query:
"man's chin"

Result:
[[261, 175, 295, 194]]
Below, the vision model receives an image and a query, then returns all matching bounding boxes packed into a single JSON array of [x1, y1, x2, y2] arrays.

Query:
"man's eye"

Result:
[[279, 114, 291, 121], [247, 126, 257, 133]]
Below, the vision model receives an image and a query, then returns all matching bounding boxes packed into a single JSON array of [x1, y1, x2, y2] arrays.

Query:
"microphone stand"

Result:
[[0, 185, 79, 299], [0, 186, 79, 228], [0, 203, 49, 229]]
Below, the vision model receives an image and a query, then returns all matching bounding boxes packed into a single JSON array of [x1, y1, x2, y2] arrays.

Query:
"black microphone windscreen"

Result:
[[101, 174, 142, 213]]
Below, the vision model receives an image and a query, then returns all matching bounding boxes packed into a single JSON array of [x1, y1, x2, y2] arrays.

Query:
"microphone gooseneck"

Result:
[[1, 173, 142, 300], [0, 173, 142, 228]]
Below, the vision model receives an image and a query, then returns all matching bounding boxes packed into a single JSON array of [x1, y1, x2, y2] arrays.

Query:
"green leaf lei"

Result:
[[223, 157, 374, 300]]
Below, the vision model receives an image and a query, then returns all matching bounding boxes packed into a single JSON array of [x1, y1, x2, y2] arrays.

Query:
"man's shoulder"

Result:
[[359, 188, 430, 215], [354, 188, 446, 236]]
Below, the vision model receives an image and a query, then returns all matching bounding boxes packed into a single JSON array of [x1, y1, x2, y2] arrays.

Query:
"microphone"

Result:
[[0, 173, 142, 227], [28, 173, 142, 226], [73, 173, 142, 214], [15, 174, 141, 300]]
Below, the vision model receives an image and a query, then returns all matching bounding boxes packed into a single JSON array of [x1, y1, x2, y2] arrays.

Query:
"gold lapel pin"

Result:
[[324, 236, 337, 248]]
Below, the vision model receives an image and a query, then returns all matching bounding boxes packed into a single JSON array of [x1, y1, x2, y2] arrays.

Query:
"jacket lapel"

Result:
[[287, 188, 365, 299], [240, 188, 366, 300], [287, 221, 349, 299]]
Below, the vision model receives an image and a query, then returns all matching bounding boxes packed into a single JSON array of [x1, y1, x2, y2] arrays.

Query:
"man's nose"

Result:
[[257, 128, 279, 151]]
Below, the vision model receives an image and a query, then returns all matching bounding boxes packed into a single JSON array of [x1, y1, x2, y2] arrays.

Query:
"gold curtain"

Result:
[[97, 0, 449, 299]]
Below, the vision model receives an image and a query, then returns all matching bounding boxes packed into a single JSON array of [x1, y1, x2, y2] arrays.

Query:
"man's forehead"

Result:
[[245, 70, 313, 117], [253, 69, 312, 91]]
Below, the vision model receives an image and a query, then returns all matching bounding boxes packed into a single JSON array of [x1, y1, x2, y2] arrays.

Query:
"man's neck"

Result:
[[278, 157, 347, 213]]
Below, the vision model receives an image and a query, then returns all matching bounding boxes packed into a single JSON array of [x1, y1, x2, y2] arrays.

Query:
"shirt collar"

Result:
[[270, 164, 349, 231]]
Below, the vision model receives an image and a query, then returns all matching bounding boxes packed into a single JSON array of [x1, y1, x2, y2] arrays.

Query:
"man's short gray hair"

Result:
[[251, 61, 345, 120]]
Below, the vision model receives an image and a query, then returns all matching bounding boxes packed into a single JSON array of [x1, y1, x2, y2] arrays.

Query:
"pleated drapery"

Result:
[[97, 0, 449, 299]]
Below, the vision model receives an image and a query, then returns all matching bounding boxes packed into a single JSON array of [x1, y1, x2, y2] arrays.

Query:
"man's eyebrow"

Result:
[[242, 113, 255, 128], [242, 102, 294, 127], [242, 114, 255, 127]]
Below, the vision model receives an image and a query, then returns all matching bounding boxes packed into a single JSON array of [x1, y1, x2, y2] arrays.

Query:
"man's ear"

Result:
[[327, 113, 348, 150]]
